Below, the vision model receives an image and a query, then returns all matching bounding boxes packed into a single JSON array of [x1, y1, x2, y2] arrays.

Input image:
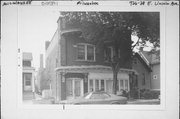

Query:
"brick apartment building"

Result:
[[44, 15, 138, 102]]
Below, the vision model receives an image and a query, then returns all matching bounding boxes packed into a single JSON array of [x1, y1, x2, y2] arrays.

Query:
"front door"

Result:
[[66, 78, 83, 100], [106, 80, 113, 94], [74, 80, 81, 98], [23, 73, 32, 91]]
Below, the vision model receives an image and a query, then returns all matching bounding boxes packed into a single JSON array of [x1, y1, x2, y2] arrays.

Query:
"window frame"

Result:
[[76, 43, 96, 62], [88, 79, 106, 92], [118, 79, 129, 91], [104, 46, 120, 61], [23, 60, 31, 67]]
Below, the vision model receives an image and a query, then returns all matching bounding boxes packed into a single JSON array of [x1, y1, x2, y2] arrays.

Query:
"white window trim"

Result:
[[88, 79, 106, 92], [88, 78, 129, 93], [118, 79, 129, 91], [76, 43, 96, 62]]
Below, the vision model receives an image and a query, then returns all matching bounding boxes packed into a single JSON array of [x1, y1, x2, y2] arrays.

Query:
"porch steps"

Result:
[[23, 91, 34, 100]]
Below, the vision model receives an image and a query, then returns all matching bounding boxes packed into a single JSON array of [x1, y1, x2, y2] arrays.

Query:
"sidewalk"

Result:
[[127, 99, 160, 105]]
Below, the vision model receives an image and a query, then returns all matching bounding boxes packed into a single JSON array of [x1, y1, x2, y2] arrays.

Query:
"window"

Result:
[[89, 80, 93, 92], [104, 47, 113, 61], [95, 80, 99, 91], [142, 73, 146, 85], [24, 73, 32, 86], [104, 46, 120, 61], [118, 79, 129, 91], [25, 79, 31, 86], [87, 45, 94, 60], [23, 60, 31, 67], [77, 44, 85, 60], [100, 80, 105, 91], [88, 79, 105, 92], [120, 80, 124, 90], [77, 43, 95, 61], [125, 80, 128, 90]]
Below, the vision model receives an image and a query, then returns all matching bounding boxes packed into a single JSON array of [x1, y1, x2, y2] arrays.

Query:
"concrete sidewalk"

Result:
[[127, 99, 160, 105]]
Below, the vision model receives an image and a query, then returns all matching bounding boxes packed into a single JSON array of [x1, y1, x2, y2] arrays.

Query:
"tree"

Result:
[[61, 12, 160, 94]]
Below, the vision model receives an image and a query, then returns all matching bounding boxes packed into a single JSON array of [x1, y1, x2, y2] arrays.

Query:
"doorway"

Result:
[[23, 73, 32, 91], [66, 78, 83, 100]]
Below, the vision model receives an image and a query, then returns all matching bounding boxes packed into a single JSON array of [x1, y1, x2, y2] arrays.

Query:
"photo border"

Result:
[[16, 4, 166, 111]]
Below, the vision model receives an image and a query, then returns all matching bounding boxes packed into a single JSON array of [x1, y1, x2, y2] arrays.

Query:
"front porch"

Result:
[[55, 65, 137, 101]]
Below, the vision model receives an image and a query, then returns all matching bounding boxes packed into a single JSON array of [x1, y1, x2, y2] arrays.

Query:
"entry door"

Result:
[[23, 73, 32, 91], [74, 80, 81, 98], [66, 78, 83, 100], [106, 80, 113, 94], [66, 80, 73, 100]]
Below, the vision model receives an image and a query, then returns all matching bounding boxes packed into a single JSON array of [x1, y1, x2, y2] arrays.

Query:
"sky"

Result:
[[19, 7, 60, 70]]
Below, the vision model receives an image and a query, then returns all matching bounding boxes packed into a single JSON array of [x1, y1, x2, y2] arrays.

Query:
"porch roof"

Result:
[[55, 65, 138, 75]]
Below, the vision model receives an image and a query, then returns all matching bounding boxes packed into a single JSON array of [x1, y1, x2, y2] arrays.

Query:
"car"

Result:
[[59, 91, 127, 105]]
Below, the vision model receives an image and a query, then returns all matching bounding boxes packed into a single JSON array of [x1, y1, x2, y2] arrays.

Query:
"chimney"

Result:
[[45, 41, 50, 50], [40, 54, 44, 69], [57, 12, 65, 31]]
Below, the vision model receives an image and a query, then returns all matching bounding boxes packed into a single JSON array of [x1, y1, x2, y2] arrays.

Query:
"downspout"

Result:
[[149, 64, 152, 90], [65, 38, 67, 65]]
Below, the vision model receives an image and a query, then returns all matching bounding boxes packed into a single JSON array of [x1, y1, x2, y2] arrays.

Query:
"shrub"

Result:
[[140, 89, 160, 99], [129, 89, 139, 99]]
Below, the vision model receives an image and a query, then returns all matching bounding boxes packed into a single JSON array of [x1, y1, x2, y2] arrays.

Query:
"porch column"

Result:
[[57, 72, 66, 101]]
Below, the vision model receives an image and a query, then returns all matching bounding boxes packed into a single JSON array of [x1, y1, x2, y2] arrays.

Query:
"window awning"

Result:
[[55, 65, 138, 75]]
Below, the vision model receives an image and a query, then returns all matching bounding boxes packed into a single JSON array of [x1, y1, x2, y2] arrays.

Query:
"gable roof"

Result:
[[134, 52, 152, 72], [140, 50, 160, 64]]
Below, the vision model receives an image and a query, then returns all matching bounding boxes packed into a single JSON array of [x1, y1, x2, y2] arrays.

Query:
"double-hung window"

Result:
[[104, 46, 120, 61], [118, 79, 129, 91], [104, 47, 113, 61], [77, 43, 95, 61], [77, 44, 85, 60], [87, 45, 95, 60]]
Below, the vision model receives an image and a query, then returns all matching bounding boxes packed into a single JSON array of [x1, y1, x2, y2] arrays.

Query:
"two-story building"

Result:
[[132, 51, 160, 91], [45, 16, 137, 102], [22, 52, 35, 99], [132, 52, 152, 90]]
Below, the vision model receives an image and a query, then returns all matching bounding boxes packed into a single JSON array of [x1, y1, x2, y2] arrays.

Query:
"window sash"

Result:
[[87, 45, 94, 60], [77, 44, 85, 60], [77, 44, 95, 61]]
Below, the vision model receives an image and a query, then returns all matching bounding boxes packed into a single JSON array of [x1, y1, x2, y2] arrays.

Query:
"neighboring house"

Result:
[[132, 52, 152, 90], [149, 52, 160, 90], [133, 51, 160, 91], [22, 52, 35, 93], [45, 16, 137, 102]]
